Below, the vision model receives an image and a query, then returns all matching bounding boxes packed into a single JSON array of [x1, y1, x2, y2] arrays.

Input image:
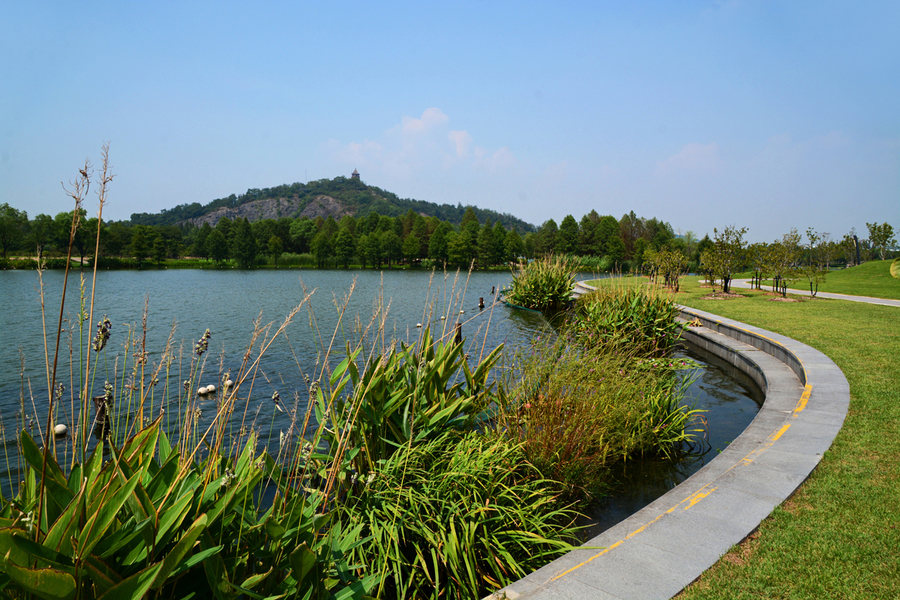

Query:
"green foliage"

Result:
[[0, 421, 371, 599], [0, 203, 28, 259], [504, 255, 576, 311], [497, 334, 703, 503], [644, 247, 688, 291], [705, 225, 748, 294], [338, 430, 578, 600], [231, 218, 258, 268], [314, 329, 502, 478], [891, 257, 900, 279], [866, 221, 896, 261], [570, 284, 681, 356]]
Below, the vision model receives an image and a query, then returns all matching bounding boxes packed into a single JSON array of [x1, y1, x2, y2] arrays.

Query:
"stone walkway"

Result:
[[488, 287, 850, 600]]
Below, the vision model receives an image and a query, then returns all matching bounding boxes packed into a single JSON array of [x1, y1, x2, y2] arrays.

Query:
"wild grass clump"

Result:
[[274, 252, 317, 268], [503, 255, 576, 311], [497, 335, 704, 504], [575, 255, 613, 272], [571, 283, 680, 355], [338, 429, 578, 600]]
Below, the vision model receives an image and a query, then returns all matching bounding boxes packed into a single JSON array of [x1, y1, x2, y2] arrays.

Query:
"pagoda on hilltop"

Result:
[[351, 169, 360, 180]]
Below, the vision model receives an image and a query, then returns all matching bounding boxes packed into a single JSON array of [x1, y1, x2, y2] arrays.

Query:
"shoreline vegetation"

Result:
[[0, 155, 705, 600], [585, 271, 899, 599]]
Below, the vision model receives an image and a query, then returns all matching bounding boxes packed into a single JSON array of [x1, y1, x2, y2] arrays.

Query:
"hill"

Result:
[[812, 260, 900, 299], [128, 175, 536, 232]]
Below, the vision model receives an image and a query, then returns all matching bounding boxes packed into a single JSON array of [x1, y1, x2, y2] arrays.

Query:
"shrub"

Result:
[[311, 328, 503, 482], [0, 421, 372, 599], [503, 255, 575, 311]]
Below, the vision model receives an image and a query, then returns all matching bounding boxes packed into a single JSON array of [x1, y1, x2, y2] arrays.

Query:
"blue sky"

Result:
[[2, 1, 897, 243]]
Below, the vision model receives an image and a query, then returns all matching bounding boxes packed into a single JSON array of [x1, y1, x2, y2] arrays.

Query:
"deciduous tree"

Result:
[[335, 228, 355, 268], [0, 203, 28, 258], [866, 221, 896, 260], [267, 235, 284, 267]]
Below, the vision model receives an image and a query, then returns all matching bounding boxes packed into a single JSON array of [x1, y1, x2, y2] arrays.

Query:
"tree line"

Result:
[[1, 202, 894, 274]]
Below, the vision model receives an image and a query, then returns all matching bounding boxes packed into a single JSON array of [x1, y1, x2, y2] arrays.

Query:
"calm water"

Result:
[[0, 268, 761, 529]]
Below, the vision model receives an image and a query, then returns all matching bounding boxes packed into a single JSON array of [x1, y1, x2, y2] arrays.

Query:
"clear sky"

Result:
[[2, 1, 897, 243]]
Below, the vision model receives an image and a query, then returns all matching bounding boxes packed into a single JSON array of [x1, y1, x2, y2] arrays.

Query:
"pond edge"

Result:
[[488, 300, 850, 600]]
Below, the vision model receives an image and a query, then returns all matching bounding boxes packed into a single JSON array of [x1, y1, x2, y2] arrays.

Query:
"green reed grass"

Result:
[[571, 280, 681, 356], [495, 335, 704, 503], [337, 429, 579, 600], [503, 255, 576, 311]]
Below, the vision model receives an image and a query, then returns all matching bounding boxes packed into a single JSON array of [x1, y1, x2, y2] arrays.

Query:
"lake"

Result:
[[0, 267, 761, 527]]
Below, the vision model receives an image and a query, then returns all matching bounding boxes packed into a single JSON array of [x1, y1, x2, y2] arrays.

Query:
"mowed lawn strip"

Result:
[[739, 259, 900, 300], [608, 275, 900, 599]]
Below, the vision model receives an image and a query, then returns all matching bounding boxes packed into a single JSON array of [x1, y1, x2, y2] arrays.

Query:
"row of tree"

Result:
[[1, 201, 894, 275], [685, 222, 896, 297]]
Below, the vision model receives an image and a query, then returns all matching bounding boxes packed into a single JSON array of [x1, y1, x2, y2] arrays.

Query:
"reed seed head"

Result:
[[92, 316, 112, 352], [194, 328, 211, 357]]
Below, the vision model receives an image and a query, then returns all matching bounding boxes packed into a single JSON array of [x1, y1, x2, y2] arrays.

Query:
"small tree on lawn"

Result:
[[657, 247, 688, 292], [747, 242, 769, 290], [838, 229, 858, 266], [866, 222, 896, 261], [804, 228, 832, 297], [710, 225, 748, 294], [768, 229, 802, 297]]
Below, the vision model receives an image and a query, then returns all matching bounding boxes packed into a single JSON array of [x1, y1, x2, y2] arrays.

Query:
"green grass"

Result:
[[670, 276, 900, 599]]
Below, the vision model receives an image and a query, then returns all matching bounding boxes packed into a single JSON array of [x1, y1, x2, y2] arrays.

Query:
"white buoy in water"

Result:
[[54, 424, 68, 437], [440, 316, 445, 320], [416, 323, 422, 328], [206, 384, 216, 393], [459, 310, 465, 314], [198, 386, 208, 395], [225, 379, 234, 387]]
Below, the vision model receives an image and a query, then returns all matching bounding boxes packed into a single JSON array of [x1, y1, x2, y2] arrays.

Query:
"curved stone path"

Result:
[[488, 285, 850, 600]]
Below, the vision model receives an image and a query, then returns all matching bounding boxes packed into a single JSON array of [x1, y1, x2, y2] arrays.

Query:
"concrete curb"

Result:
[[488, 298, 849, 600]]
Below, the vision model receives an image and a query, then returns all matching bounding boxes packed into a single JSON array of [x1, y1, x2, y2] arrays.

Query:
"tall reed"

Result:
[[502, 255, 576, 311]]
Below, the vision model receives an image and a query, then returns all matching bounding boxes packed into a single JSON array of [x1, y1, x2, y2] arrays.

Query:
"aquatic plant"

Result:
[[496, 333, 704, 503], [503, 255, 575, 311], [570, 283, 681, 356], [337, 429, 578, 600]]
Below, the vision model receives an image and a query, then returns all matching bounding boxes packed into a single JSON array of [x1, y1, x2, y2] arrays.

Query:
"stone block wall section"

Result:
[[488, 299, 849, 600]]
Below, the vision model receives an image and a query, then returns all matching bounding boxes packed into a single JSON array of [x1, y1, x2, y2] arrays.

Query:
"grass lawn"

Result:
[[741, 259, 900, 300], [582, 275, 900, 598]]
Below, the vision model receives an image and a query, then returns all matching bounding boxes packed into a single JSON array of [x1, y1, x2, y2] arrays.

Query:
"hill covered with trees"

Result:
[[128, 175, 535, 233]]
